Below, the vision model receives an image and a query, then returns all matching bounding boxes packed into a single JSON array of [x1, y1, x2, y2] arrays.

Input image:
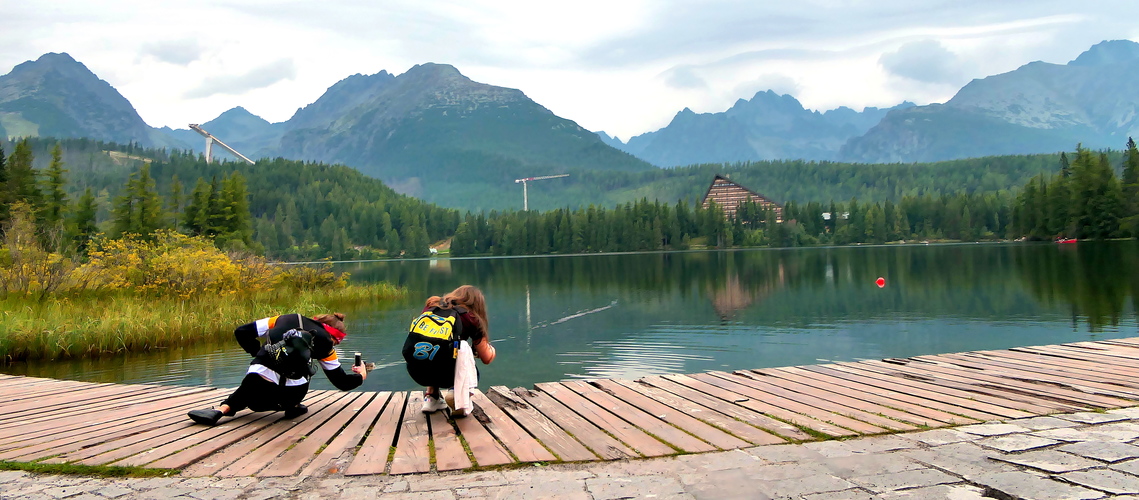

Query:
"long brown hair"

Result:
[[312, 312, 346, 332], [426, 285, 489, 343]]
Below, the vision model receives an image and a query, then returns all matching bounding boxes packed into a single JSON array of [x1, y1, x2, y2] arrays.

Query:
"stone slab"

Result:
[[909, 429, 976, 446], [992, 450, 1102, 473], [957, 423, 1030, 437], [1013, 416, 1084, 431], [849, 468, 960, 494], [1059, 441, 1139, 463], [1058, 412, 1132, 425], [881, 484, 988, 499], [974, 471, 1103, 500], [1059, 469, 1139, 495], [979, 434, 1061, 452]]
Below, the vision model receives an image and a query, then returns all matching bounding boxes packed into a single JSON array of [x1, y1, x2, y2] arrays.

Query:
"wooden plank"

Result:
[[639, 376, 806, 442], [823, 363, 1034, 419], [788, 365, 1001, 423], [536, 382, 674, 457], [661, 373, 853, 438], [428, 410, 472, 472], [842, 362, 1058, 416], [257, 392, 374, 477], [688, 372, 888, 435], [877, 358, 1098, 410], [0, 386, 216, 443], [205, 393, 359, 477], [451, 395, 515, 467], [390, 391, 431, 475], [0, 388, 217, 450], [1025, 345, 1139, 369], [708, 371, 917, 432], [593, 379, 757, 449], [984, 349, 1139, 382], [0, 384, 188, 429], [0, 379, 94, 403], [307, 391, 396, 477], [560, 380, 719, 453], [0, 383, 152, 416], [611, 379, 787, 446], [893, 358, 1131, 409], [937, 353, 1139, 399], [507, 386, 637, 460], [739, 369, 948, 428], [756, 367, 973, 426], [115, 391, 339, 469], [483, 387, 588, 462], [0, 391, 220, 461]]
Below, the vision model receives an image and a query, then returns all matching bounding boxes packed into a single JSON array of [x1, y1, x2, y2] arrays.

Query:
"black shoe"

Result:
[[188, 409, 223, 426], [283, 404, 308, 419]]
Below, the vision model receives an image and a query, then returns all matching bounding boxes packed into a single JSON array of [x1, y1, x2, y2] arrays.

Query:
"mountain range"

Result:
[[1, 40, 1137, 209], [598, 93, 913, 166]]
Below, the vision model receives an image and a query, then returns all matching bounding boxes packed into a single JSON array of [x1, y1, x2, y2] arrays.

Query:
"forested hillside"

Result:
[[1, 137, 459, 260]]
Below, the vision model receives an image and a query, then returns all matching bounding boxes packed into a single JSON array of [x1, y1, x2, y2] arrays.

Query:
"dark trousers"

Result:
[[222, 373, 308, 412]]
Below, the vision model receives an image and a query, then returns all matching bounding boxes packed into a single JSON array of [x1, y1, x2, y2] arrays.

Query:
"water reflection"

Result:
[[4, 242, 1137, 391]]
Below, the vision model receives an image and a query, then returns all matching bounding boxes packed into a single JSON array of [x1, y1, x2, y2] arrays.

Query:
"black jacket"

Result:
[[234, 314, 362, 391]]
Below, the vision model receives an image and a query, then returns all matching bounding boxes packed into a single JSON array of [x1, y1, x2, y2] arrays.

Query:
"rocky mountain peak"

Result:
[[1069, 39, 1139, 67]]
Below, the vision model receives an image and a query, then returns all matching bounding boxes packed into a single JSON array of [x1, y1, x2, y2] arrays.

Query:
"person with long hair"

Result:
[[188, 312, 367, 426], [403, 285, 495, 416]]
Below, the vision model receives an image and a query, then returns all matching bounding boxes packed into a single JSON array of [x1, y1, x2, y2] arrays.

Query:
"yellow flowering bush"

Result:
[[77, 231, 280, 298]]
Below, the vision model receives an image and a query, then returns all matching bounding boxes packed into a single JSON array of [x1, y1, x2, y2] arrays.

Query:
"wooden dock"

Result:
[[3, 338, 1139, 477]]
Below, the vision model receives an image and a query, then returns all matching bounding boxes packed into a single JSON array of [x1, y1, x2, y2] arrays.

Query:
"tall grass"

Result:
[[0, 205, 404, 362], [0, 283, 402, 362]]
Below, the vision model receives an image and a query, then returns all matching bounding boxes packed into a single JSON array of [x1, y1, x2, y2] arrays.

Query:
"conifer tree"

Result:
[[42, 144, 68, 228], [7, 139, 42, 214], [110, 163, 167, 237], [70, 188, 98, 254], [1121, 137, 1139, 236]]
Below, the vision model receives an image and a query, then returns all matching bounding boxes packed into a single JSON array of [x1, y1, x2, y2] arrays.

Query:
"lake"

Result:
[[4, 242, 1137, 392]]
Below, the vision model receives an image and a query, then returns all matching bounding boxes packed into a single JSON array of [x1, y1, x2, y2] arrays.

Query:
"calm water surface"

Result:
[[5, 242, 1138, 392]]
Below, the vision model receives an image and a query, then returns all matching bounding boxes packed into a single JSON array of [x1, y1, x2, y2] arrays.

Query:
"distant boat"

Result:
[[1056, 238, 1077, 244]]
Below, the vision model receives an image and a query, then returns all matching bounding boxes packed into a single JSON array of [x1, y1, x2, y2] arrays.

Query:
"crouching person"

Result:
[[188, 312, 366, 426]]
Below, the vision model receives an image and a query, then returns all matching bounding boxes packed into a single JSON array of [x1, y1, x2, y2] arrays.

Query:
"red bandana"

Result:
[[324, 325, 346, 343]]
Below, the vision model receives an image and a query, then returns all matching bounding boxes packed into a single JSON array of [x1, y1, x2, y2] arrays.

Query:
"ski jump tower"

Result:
[[189, 124, 255, 164]]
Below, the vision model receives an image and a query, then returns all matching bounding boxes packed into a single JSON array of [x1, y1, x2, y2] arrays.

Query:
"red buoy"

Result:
[[876, 277, 886, 288]]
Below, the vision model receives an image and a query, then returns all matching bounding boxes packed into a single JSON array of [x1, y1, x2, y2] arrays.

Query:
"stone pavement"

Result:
[[6, 408, 1139, 499]]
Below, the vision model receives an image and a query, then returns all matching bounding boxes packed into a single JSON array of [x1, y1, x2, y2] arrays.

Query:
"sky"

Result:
[[3, 1, 1138, 141]]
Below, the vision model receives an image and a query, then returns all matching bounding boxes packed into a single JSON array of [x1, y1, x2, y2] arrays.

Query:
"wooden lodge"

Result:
[[701, 175, 782, 222]]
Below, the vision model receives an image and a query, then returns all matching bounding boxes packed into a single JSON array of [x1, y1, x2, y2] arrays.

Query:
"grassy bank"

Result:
[[0, 282, 402, 362], [0, 217, 404, 362]]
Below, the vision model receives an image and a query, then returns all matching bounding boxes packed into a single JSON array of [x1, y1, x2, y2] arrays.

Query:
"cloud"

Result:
[[662, 66, 707, 89], [879, 40, 967, 84], [184, 59, 297, 99], [141, 39, 202, 65]]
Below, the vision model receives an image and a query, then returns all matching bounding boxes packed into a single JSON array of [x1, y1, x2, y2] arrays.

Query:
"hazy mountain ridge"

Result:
[[605, 90, 913, 167], [841, 40, 1139, 163]]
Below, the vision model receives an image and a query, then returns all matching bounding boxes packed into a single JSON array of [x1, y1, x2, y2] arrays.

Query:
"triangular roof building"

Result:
[[701, 175, 783, 222]]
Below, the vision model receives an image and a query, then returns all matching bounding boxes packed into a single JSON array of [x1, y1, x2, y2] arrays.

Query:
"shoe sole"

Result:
[[188, 412, 220, 426]]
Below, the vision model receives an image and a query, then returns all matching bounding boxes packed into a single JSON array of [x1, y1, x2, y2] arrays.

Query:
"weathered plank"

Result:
[[639, 375, 808, 441], [313, 391, 397, 477], [537, 382, 674, 457], [509, 386, 637, 460], [428, 410, 472, 472], [483, 387, 588, 462], [389, 391, 431, 475]]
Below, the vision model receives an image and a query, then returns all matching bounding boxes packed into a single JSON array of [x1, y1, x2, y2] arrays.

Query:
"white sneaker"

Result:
[[421, 395, 449, 414]]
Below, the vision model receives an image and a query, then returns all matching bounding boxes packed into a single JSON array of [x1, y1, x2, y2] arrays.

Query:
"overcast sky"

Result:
[[3, 1, 1138, 141]]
